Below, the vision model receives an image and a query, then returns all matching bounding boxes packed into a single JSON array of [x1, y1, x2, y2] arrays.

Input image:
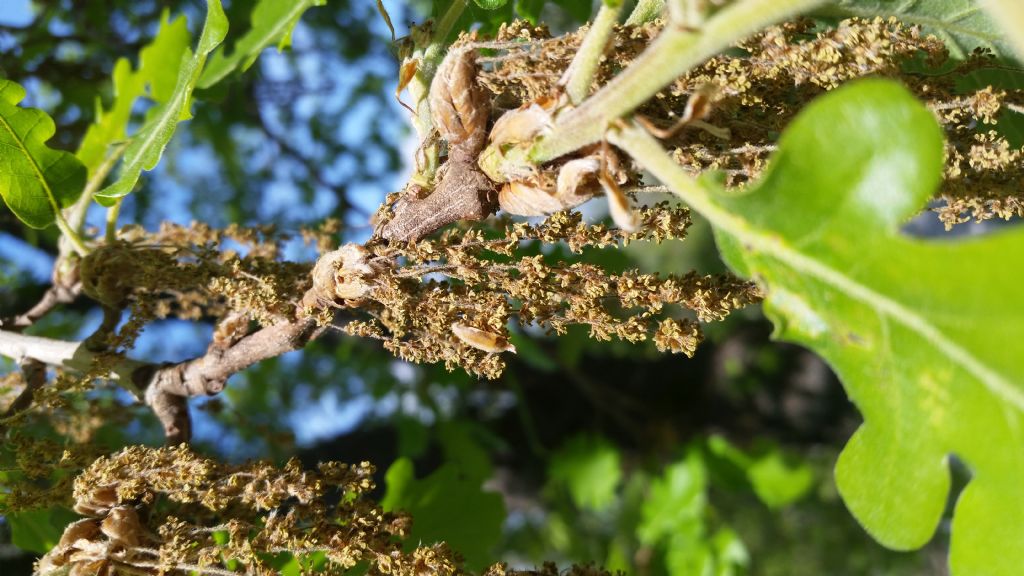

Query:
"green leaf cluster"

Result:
[[702, 79, 1024, 574], [94, 0, 229, 204], [0, 81, 87, 229], [199, 0, 327, 89], [381, 423, 505, 571], [75, 10, 191, 177]]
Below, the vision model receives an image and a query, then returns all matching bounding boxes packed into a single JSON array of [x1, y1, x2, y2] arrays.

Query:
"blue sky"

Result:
[[0, 1, 415, 452], [0, 0, 33, 26]]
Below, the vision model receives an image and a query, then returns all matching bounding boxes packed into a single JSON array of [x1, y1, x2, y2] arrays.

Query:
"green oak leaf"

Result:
[[381, 458, 505, 571], [706, 80, 1023, 575], [514, 0, 545, 23], [76, 10, 190, 176], [706, 436, 814, 509], [0, 80, 87, 229], [637, 449, 706, 545], [549, 434, 623, 512], [8, 508, 80, 554], [473, 0, 509, 9], [198, 0, 326, 89], [818, 0, 1013, 59], [95, 0, 228, 205], [621, 77, 1024, 575]]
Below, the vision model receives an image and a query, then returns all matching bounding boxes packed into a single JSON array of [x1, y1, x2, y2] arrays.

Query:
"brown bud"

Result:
[[74, 483, 120, 516], [396, 58, 419, 114], [37, 519, 102, 571], [488, 103, 553, 148], [307, 244, 386, 306], [430, 46, 490, 158], [100, 506, 143, 547], [451, 323, 516, 354], [599, 172, 640, 233], [480, 102, 554, 184], [497, 156, 601, 217], [498, 181, 565, 216]]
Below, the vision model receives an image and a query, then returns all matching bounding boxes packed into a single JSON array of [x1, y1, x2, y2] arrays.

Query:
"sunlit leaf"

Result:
[[75, 10, 190, 176], [0, 80, 87, 229], [679, 79, 1022, 574], [549, 434, 622, 512], [623, 76, 1024, 575], [8, 508, 79, 554], [820, 0, 1014, 58], [637, 449, 706, 544], [198, 0, 326, 89], [381, 457, 505, 571], [95, 0, 228, 205]]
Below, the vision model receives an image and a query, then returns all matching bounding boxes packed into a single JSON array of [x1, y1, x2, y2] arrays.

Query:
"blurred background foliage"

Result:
[[0, 0, 961, 574]]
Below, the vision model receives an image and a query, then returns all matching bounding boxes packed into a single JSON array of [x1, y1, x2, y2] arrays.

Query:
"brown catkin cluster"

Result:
[[326, 206, 759, 379], [38, 445, 419, 576], [36, 445, 622, 576], [76, 221, 327, 357], [477, 17, 1024, 227]]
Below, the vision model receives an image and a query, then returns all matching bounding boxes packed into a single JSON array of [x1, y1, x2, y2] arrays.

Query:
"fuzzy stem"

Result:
[[626, 0, 665, 25], [53, 211, 89, 256], [529, 0, 828, 164], [59, 142, 127, 259], [105, 199, 123, 244], [404, 0, 468, 183], [561, 2, 624, 105]]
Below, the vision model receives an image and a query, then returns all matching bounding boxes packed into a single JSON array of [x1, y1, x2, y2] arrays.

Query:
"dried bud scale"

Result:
[[430, 45, 491, 160], [35, 445, 446, 576]]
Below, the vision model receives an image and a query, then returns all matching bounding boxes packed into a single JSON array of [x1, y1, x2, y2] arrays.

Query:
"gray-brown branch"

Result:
[[378, 45, 498, 242], [0, 319, 322, 444]]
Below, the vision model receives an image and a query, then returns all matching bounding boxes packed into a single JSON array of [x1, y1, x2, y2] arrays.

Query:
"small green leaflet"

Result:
[[95, 0, 228, 205], [8, 508, 80, 554], [474, 0, 509, 9], [638, 449, 706, 545], [618, 79, 1024, 575], [549, 434, 623, 512], [198, 0, 326, 89], [705, 436, 814, 509], [821, 0, 1013, 59], [0, 80, 87, 229], [381, 458, 505, 571], [76, 10, 190, 176]]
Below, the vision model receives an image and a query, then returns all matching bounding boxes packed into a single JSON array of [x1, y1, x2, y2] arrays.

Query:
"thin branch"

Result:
[[626, 0, 666, 25], [0, 360, 46, 433], [139, 319, 321, 399], [0, 330, 143, 382], [0, 281, 81, 330], [0, 311, 324, 445]]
